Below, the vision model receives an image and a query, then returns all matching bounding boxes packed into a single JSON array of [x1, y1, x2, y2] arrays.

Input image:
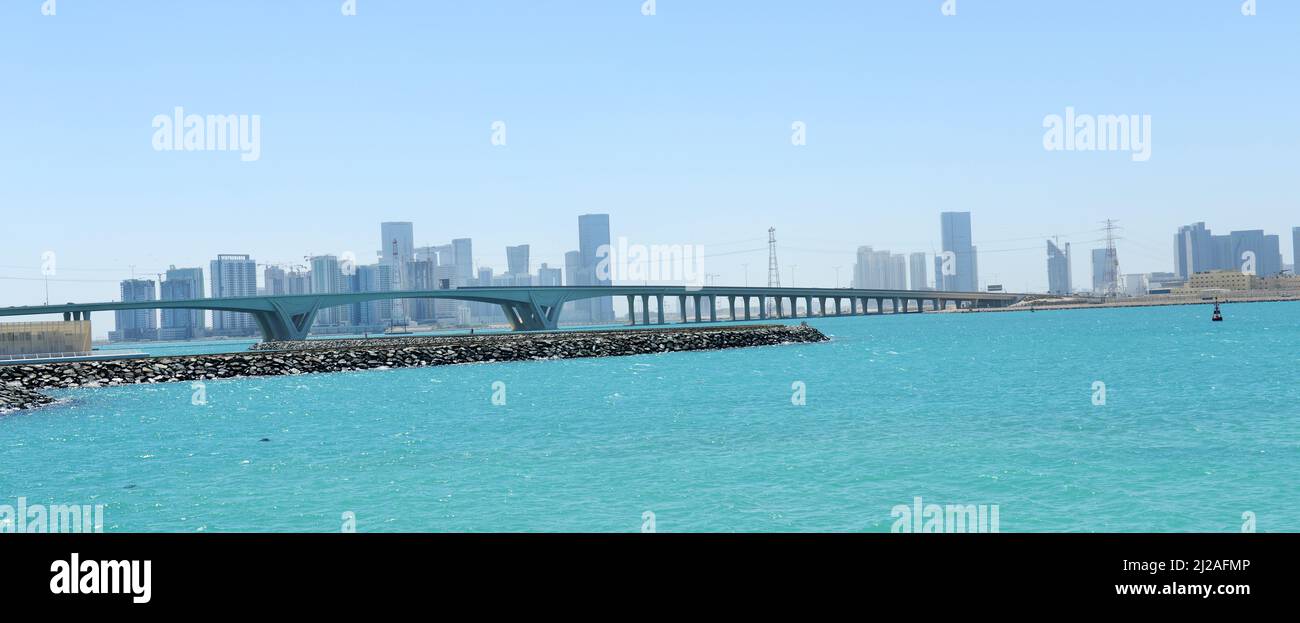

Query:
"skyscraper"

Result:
[[578, 214, 614, 322], [1174, 222, 1214, 279], [380, 222, 414, 285], [564, 249, 590, 322], [1293, 227, 1300, 275], [310, 255, 349, 327], [1228, 230, 1282, 277], [1091, 248, 1117, 294], [451, 238, 474, 285], [940, 212, 978, 291], [889, 254, 907, 289], [160, 266, 205, 339], [380, 222, 415, 323], [908, 252, 928, 291], [286, 268, 312, 295], [852, 246, 906, 289], [1174, 222, 1284, 278], [506, 244, 530, 276], [113, 279, 157, 341], [210, 254, 257, 335], [1046, 240, 1072, 295], [538, 263, 562, 286], [263, 266, 287, 296], [353, 263, 393, 328]]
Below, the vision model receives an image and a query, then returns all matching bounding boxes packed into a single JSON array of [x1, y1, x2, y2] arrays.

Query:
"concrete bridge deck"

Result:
[[0, 286, 1022, 341]]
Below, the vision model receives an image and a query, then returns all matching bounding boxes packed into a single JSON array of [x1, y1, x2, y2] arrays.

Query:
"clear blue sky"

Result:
[[2, 1, 1297, 333]]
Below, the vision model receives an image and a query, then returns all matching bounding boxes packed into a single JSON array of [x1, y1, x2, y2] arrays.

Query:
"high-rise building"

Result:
[[380, 222, 415, 324], [405, 252, 439, 322], [1046, 240, 1072, 295], [353, 263, 394, 328], [263, 266, 287, 296], [310, 255, 350, 327], [889, 254, 907, 289], [433, 264, 460, 321], [1174, 222, 1284, 279], [853, 246, 906, 289], [113, 279, 158, 341], [537, 263, 562, 286], [1293, 227, 1300, 275], [286, 269, 312, 295], [908, 252, 928, 291], [413, 245, 441, 265], [940, 212, 978, 291], [578, 214, 614, 322], [1174, 222, 1214, 279], [210, 254, 257, 335], [564, 249, 590, 323], [380, 222, 414, 284], [506, 245, 530, 276], [451, 238, 474, 284], [1229, 230, 1282, 277], [1091, 248, 1117, 294], [160, 266, 205, 339]]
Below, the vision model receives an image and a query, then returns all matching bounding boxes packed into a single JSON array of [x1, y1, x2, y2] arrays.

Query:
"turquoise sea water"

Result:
[[4, 303, 1298, 532]]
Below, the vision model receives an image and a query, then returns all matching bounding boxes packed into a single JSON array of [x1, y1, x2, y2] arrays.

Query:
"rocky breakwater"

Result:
[[0, 324, 828, 412], [0, 383, 57, 413]]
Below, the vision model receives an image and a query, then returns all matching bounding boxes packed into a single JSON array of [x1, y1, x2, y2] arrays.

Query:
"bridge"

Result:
[[0, 286, 1022, 341]]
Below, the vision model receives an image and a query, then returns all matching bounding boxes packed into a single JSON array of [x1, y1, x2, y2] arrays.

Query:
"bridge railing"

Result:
[[0, 351, 93, 361]]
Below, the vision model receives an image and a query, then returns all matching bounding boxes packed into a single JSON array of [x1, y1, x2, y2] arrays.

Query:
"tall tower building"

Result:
[[506, 244, 531, 277], [1174, 222, 1214, 279], [210, 254, 257, 335], [578, 214, 614, 322], [1091, 248, 1118, 294], [353, 263, 394, 328], [380, 222, 415, 284], [908, 252, 928, 291], [451, 238, 474, 284], [940, 212, 978, 292], [263, 265, 287, 296], [1293, 227, 1300, 275], [537, 263, 563, 286], [160, 266, 205, 339], [564, 249, 590, 322], [309, 255, 349, 326], [1046, 240, 1072, 295], [113, 279, 158, 341]]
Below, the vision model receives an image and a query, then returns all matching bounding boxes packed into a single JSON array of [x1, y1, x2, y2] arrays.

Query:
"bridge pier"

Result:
[[743, 297, 752, 320], [678, 295, 688, 323], [709, 296, 717, 322], [693, 295, 703, 322], [627, 295, 636, 325], [656, 295, 666, 324], [775, 297, 785, 318]]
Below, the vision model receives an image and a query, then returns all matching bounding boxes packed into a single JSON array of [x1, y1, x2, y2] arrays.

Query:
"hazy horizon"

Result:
[[3, 1, 1297, 337]]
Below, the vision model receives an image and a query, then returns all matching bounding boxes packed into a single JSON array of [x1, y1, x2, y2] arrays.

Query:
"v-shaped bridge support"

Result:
[[250, 297, 324, 341], [498, 291, 568, 331]]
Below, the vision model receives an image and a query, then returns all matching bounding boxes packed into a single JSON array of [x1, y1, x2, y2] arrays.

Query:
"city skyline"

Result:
[[12, 207, 1300, 339], [3, 2, 1298, 316]]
